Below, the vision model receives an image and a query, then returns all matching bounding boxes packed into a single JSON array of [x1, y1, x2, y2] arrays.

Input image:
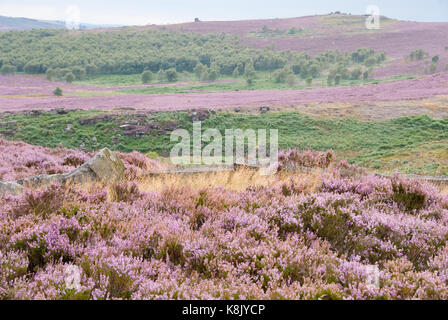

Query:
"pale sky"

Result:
[[0, 0, 447, 25]]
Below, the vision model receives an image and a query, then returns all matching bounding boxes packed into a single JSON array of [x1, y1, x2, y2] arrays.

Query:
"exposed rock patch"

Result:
[[1, 148, 124, 195]]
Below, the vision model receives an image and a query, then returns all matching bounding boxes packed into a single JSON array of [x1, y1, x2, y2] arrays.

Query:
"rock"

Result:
[[0, 121, 17, 128], [16, 148, 125, 189], [91, 136, 97, 142], [65, 124, 73, 133], [0, 181, 24, 196], [82, 148, 125, 183], [260, 106, 270, 114]]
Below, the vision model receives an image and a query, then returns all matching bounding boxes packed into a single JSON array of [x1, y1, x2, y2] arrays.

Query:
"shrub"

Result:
[[0, 64, 16, 75], [165, 68, 178, 82], [53, 87, 63, 96], [157, 69, 166, 82], [65, 72, 75, 83], [306, 77, 313, 86], [351, 67, 362, 80], [141, 70, 153, 84]]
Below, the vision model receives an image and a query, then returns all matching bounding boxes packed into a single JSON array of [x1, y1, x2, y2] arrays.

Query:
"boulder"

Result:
[[81, 148, 125, 183], [0, 181, 24, 196], [16, 148, 125, 190]]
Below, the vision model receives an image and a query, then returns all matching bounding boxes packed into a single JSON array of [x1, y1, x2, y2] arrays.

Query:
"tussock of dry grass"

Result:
[[138, 168, 324, 193]]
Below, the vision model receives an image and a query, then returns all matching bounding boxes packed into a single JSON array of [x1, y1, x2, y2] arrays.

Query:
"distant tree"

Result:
[[244, 60, 256, 85], [327, 74, 334, 86], [85, 63, 98, 75], [157, 69, 166, 82], [286, 74, 296, 86], [46, 68, 56, 80], [208, 69, 219, 81], [65, 72, 75, 83], [334, 74, 341, 85], [0, 64, 16, 75], [363, 70, 369, 80], [351, 67, 362, 80], [365, 57, 377, 67], [194, 63, 205, 79], [72, 66, 86, 80], [200, 70, 209, 81], [141, 70, 153, 84], [24, 62, 42, 74], [53, 87, 63, 96], [432, 55, 440, 63], [306, 76, 313, 86], [232, 66, 240, 78], [165, 68, 178, 82]]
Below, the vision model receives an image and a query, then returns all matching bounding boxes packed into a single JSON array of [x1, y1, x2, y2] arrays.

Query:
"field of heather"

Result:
[[2, 8, 448, 303], [1, 140, 448, 300], [1, 73, 448, 112]]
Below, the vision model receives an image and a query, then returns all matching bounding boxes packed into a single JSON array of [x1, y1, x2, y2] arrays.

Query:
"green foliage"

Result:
[[408, 49, 427, 61], [53, 87, 63, 96], [3, 110, 448, 175], [432, 55, 439, 63], [141, 70, 153, 84], [0, 64, 16, 74], [350, 67, 362, 80], [165, 68, 178, 82], [65, 72, 75, 83], [306, 76, 313, 86]]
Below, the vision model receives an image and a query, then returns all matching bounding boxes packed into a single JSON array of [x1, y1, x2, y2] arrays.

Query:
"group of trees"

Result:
[[407, 49, 442, 74], [0, 28, 386, 86]]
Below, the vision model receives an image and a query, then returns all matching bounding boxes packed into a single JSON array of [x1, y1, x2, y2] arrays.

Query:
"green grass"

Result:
[[2, 110, 448, 175], [91, 72, 412, 95]]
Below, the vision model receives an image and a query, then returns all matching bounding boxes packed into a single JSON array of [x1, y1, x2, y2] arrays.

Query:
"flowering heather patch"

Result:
[[0, 139, 162, 181], [1, 142, 448, 299], [2, 72, 448, 112]]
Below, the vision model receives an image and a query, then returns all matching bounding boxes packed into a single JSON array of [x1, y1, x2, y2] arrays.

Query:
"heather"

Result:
[[1, 142, 448, 299]]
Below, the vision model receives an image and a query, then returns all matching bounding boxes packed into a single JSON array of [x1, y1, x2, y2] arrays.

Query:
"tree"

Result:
[[363, 70, 369, 80], [65, 72, 75, 83], [351, 67, 362, 80], [194, 63, 205, 79], [232, 66, 240, 78], [165, 68, 178, 82], [286, 74, 296, 86], [334, 74, 341, 85], [157, 70, 166, 82], [141, 70, 153, 84], [53, 87, 63, 96], [244, 60, 256, 85], [306, 76, 313, 86], [24, 62, 42, 74], [208, 69, 219, 81], [0, 64, 16, 75], [72, 66, 86, 80], [432, 55, 440, 63], [46, 68, 56, 80]]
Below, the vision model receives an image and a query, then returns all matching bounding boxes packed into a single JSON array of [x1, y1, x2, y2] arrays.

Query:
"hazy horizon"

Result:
[[0, 0, 447, 26]]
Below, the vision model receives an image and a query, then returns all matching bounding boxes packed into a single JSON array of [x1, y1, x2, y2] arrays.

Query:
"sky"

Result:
[[0, 0, 447, 25]]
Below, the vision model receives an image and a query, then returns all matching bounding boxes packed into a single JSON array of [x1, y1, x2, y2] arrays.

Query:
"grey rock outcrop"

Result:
[[0, 181, 24, 196], [1, 148, 125, 194]]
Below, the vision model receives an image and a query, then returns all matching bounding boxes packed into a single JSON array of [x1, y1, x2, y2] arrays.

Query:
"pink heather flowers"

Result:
[[1, 139, 448, 300]]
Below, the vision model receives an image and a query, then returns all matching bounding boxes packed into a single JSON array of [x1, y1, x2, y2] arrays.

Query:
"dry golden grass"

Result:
[[138, 168, 324, 193]]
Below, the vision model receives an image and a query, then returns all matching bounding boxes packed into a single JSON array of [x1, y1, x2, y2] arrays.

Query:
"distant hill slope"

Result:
[[0, 15, 122, 31], [141, 14, 448, 78], [0, 16, 65, 31]]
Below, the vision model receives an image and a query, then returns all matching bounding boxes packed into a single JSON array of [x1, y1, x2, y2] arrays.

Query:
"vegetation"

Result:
[[0, 28, 386, 86], [2, 110, 448, 175]]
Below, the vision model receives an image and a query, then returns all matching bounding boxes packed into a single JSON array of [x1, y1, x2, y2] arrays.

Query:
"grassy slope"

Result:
[[73, 72, 416, 95], [1, 110, 448, 175]]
